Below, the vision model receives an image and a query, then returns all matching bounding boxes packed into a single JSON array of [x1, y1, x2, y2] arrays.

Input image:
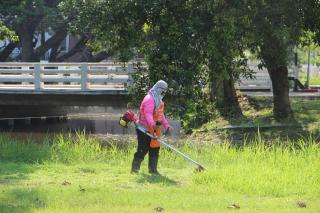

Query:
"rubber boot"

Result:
[[131, 158, 143, 174], [148, 157, 160, 175]]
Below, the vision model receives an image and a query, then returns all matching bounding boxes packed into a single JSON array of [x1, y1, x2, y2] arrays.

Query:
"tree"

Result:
[[58, 0, 320, 123], [0, 0, 110, 62], [187, 1, 251, 114], [0, 0, 64, 61], [59, 0, 146, 61], [61, 0, 249, 114], [240, 0, 309, 120]]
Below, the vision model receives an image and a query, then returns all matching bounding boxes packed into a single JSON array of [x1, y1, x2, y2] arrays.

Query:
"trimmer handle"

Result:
[[164, 127, 170, 136]]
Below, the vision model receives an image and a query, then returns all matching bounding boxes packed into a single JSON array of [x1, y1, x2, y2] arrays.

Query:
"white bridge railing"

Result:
[[236, 61, 272, 91], [0, 62, 134, 93]]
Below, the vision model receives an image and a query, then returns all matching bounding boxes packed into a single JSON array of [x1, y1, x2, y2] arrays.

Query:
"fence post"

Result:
[[34, 64, 41, 91], [127, 63, 134, 88], [81, 64, 88, 91]]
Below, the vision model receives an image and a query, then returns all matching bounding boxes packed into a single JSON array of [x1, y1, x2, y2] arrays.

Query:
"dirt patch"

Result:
[[296, 201, 307, 208], [227, 203, 240, 209], [153, 206, 164, 212], [61, 181, 71, 186]]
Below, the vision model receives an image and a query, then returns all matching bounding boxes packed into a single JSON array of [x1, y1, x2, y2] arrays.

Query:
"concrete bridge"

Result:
[[0, 62, 134, 107], [0, 62, 182, 135]]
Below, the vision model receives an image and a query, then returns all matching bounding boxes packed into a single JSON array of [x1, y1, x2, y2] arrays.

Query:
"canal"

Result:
[[0, 106, 181, 142]]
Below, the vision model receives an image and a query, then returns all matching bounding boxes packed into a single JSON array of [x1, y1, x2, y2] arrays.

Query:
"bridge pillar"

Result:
[[81, 64, 88, 91], [25, 118, 31, 125], [8, 119, 14, 127], [34, 64, 42, 90]]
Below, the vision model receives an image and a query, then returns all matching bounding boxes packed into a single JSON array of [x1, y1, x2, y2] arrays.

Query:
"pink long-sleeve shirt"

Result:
[[138, 93, 170, 130]]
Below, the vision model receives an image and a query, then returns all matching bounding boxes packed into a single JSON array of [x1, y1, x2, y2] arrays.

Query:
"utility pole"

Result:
[[306, 48, 311, 89]]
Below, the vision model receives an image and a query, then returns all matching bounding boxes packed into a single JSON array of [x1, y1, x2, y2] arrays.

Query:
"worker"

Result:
[[131, 80, 173, 175]]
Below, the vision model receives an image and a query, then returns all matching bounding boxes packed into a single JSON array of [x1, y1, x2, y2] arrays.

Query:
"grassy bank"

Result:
[[195, 98, 320, 139], [0, 132, 319, 212]]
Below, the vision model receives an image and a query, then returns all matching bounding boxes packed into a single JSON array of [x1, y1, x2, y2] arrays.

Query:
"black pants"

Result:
[[134, 129, 160, 160]]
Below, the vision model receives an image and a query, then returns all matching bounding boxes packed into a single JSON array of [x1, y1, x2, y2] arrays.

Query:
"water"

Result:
[[0, 106, 181, 138]]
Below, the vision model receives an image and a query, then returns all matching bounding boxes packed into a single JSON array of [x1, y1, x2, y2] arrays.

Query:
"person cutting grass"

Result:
[[131, 80, 173, 175]]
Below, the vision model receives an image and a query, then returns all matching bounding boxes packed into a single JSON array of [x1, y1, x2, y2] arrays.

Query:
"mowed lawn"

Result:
[[0, 133, 319, 213]]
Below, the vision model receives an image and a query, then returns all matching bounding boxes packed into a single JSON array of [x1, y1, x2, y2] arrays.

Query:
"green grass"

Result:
[[298, 72, 320, 86], [0, 132, 319, 212], [198, 98, 320, 134]]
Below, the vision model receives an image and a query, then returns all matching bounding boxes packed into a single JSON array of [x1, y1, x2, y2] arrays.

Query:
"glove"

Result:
[[153, 121, 162, 131], [164, 126, 174, 136], [156, 121, 162, 127]]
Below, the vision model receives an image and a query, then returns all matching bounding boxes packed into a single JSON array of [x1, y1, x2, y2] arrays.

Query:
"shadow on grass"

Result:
[[0, 163, 45, 212], [215, 96, 320, 146], [0, 163, 41, 185], [223, 125, 320, 147], [245, 96, 273, 111], [136, 173, 178, 186], [0, 188, 47, 213]]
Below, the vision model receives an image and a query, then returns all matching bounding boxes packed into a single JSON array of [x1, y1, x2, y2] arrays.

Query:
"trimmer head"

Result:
[[194, 165, 206, 173]]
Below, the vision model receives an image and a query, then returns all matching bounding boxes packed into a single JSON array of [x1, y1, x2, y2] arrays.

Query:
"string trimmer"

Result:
[[119, 110, 206, 172]]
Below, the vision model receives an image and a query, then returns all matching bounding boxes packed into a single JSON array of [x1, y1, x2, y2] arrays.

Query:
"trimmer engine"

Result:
[[119, 110, 137, 127]]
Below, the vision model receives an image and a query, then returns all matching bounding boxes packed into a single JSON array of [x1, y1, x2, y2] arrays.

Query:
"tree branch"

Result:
[[35, 26, 68, 57], [0, 42, 17, 62], [44, 0, 61, 7], [55, 34, 91, 61], [91, 51, 112, 62], [49, 44, 60, 62]]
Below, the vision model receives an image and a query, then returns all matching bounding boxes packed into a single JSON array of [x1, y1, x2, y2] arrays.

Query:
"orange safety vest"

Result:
[[149, 103, 164, 148]]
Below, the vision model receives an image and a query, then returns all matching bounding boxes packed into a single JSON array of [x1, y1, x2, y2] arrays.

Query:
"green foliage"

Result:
[[241, 0, 320, 70], [0, 0, 71, 61], [235, 0, 320, 119], [0, 22, 18, 41], [191, 1, 251, 81], [297, 32, 320, 66], [59, 0, 145, 61], [128, 62, 152, 108], [182, 97, 220, 133], [0, 0, 63, 30], [62, 0, 320, 121], [303, 0, 320, 44], [61, 0, 251, 95]]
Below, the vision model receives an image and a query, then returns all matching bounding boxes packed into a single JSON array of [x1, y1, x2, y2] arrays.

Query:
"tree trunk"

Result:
[[49, 45, 59, 61], [55, 34, 91, 62], [267, 65, 293, 120], [19, 28, 38, 62], [0, 42, 17, 61], [35, 27, 67, 58], [210, 76, 242, 115], [210, 80, 224, 104]]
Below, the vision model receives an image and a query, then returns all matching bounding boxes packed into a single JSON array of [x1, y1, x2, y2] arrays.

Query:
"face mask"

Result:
[[160, 89, 167, 97]]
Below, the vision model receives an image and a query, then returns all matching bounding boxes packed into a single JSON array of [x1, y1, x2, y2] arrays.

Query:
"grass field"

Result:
[[0, 132, 319, 213]]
